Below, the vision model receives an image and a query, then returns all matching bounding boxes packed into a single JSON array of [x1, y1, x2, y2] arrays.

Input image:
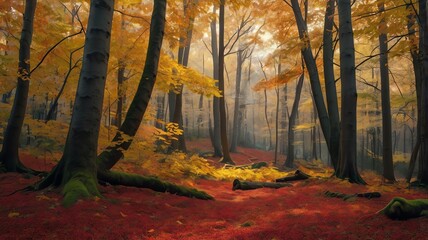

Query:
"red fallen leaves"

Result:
[[0, 153, 427, 239]]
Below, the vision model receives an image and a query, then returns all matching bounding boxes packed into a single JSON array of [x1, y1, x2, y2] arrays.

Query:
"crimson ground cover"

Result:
[[0, 150, 427, 240]]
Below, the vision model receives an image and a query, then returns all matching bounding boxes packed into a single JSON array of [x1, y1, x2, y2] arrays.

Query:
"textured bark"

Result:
[[290, 0, 332, 164], [276, 170, 310, 182], [419, 0, 428, 184], [97, 0, 166, 171], [0, 0, 37, 173], [335, 0, 365, 184], [210, 6, 223, 157], [323, 0, 340, 169], [36, 0, 115, 206], [378, 2, 395, 182], [285, 74, 304, 168], [218, 0, 234, 165]]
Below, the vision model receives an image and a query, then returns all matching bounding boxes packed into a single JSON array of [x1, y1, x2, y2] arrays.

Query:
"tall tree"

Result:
[[418, 0, 428, 184], [218, 0, 234, 164], [377, 1, 395, 182], [209, 5, 223, 157], [0, 0, 37, 173], [335, 0, 365, 184], [285, 73, 304, 168], [288, 0, 335, 168], [36, 0, 115, 206], [35, 0, 211, 204], [323, 0, 340, 168]]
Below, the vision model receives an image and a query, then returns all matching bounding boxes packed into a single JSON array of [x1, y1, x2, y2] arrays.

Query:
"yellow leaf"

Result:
[[8, 212, 20, 218], [148, 229, 155, 233], [176, 220, 183, 225], [120, 212, 127, 217]]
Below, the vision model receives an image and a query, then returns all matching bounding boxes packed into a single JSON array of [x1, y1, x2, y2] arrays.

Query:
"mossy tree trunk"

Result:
[[335, 0, 365, 184], [0, 0, 37, 173], [36, 0, 115, 207]]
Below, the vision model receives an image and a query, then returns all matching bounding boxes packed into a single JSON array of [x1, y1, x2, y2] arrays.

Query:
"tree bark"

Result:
[[218, 0, 234, 165], [418, 0, 428, 184], [335, 0, 365, 184], [210, 6, 223, 157], [0, 0, 37, 173], [96, 0, 166, 171], [230, 49, 243, 152], [323, 0, 340, 169], [378, 2, 395, 182], [289, 0, 333, 167], [285, 74, 304, 168]]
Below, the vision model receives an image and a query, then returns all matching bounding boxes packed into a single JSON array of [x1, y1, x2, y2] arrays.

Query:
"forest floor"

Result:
[[0, 140, 427, 240]]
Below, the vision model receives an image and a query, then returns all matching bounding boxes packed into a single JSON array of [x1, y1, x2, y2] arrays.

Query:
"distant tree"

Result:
[[0, 0, 37, 173], [377, 2, 395, 182]]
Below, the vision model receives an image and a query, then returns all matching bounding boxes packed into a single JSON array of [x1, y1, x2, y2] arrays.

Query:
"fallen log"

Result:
[[378, 197, 428, 220], [324, 190, 381, 201], [232, 179, 292, 191], [224, 162, 268, 170], [275, 170, 310, 182]]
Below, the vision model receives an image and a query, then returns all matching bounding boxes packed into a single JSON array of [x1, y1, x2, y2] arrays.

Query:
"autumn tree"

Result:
[[335, 0, 365, 184], [377, 1, 395, 182], [0, 0, 37, 173]]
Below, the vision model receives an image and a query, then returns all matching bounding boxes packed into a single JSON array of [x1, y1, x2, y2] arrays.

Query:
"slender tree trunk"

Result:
[[335, 0, 365, 184], [285, 74, 304, 168], [210, 6, 222, 157], [230, 49, 243, 152], [290, 0, 333, 166], [0, 0, 37, 173], [378, 2, 395, 182], [274, 61, 282, 164], [116, 60, 126, 127], [96, 0, 166, 171], [218, 0, 234, 164], [323, 0, 340, 169]]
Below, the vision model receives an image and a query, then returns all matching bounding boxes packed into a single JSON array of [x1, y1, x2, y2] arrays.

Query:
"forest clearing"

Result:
[[1, 0, 428, 239]]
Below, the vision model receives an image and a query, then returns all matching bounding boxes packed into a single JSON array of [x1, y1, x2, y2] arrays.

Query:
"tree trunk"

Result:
[[323, 0, 340, 169], [230, 49, 243, 152], [335, 0, 365, 184], [405, 0, 423, 182], [285, 74, 304, 168], [218, 0, 234, 165], [378, 2, 395, 182], [36, 0, 115, 207], [96, 0, 166, 171], [210, 6, 223, 157], [418, 0, 428, 184], [0, 0, 37, 173], [115, 60, 126, 127], [290, 0, 333, 167]]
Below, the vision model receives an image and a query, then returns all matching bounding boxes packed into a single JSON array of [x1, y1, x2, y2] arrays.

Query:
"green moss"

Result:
[[379, 197, 428, 220], [62, 172, 101, 207], [98, 170, 214, 200]]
